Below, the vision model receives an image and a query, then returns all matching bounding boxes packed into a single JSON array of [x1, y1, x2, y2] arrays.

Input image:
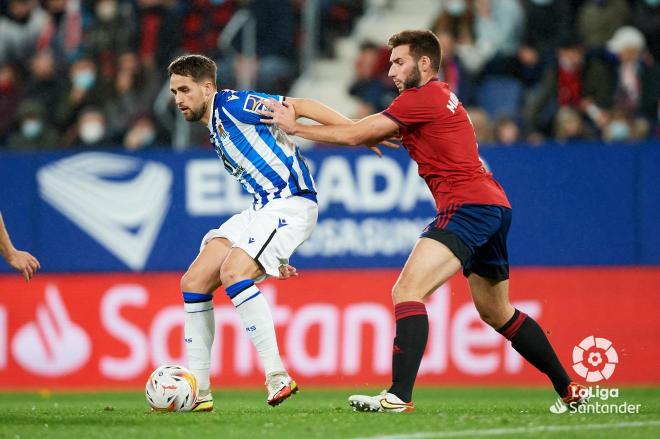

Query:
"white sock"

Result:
[[183, 292, 215, 392], [228, 282, 285, 376]]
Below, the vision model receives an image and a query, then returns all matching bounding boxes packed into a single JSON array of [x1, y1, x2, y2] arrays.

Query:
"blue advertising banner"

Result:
[[1, 142, 659, 273]]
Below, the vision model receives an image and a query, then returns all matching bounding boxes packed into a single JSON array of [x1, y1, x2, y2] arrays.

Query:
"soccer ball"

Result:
[[145, 365, 198, 412]]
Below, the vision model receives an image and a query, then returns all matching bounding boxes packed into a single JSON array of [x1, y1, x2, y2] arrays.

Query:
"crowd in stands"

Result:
[[1, 0, 658, 151], [0, 0, 363, 150], [349, 0, 660, 145]]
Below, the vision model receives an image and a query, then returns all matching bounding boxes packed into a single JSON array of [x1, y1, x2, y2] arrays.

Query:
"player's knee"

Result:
[[181, 269, 207, 293], [477, 309, 499, 328], [391, 281, 422, 304], [219, 262, 244, 287], [475, 303, 510, 329]]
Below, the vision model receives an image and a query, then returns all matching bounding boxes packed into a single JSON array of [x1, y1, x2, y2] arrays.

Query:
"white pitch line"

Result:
[[353, 419, 660, 439]]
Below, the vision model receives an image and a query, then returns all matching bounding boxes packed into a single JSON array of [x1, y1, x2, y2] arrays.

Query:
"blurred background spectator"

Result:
[[7, 99, 60, 149], [348, 41, 397, 119], [123, 114, 161, 150], [0, 0, 658, 151], [577, 0, 630, 51], [69, 106, 112, 147]]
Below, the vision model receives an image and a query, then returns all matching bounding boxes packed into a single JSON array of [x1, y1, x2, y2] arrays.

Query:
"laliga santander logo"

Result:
[[572, 336, 618, 382], [12, 284, 91, 376]]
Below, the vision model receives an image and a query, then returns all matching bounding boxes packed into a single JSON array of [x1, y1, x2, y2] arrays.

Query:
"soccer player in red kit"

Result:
[[260, 29, 586, 413]]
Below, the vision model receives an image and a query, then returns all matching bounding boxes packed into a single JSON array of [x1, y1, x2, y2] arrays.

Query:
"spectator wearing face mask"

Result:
[[7, 99, 60, 150], [603, 109, 650, 143], [70, 106, 112, 147], [54, 56, 112, 130]]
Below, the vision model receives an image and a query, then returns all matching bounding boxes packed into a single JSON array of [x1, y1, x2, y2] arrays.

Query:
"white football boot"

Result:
[[266, 372, 299, 406], [191, 391, 213, 412], [348, 390, 414, 413]]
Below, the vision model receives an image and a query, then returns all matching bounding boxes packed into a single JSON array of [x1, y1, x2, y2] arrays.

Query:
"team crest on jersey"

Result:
[[243, 94, 268, 114], [215, 119, 228, 140]]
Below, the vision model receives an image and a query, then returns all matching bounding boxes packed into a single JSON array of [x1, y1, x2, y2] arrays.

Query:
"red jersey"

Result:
[[382, 79, 510, 211]]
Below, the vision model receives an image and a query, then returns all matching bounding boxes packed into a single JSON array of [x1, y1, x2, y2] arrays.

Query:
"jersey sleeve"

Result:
[[382, 89, 437, 127], [221, 90, 284, 125]]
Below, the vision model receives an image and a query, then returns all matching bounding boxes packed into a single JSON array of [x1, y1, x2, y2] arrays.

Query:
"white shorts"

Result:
[[200, 196, 318, 281]]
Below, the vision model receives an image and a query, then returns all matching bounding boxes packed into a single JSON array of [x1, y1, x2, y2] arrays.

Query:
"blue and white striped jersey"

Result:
[[207, 89, 317, 209]]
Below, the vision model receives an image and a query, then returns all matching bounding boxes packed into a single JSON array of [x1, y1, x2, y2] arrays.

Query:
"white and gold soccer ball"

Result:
[[145, 365, 198, 412]]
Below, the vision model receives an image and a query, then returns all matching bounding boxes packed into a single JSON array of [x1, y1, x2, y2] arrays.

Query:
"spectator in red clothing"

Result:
[[522, 34, 611, 136], [38, 0, 83, 65], [134, 0, 183, 71]]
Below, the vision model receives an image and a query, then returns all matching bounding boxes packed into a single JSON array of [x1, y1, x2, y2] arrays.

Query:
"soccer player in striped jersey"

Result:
[[168, 54, 314, 410], [168, 54, 387, 411], [259, 30, 587, 413]]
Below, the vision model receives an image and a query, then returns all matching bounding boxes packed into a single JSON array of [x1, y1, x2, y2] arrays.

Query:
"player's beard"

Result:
[[402, 65, 422, 90], [186, 101, 208, 122]]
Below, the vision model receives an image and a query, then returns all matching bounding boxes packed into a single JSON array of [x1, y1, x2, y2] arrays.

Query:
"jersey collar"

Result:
[[206, 92, 219, 131]]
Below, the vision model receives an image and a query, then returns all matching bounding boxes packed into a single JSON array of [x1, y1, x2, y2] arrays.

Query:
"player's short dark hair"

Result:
[[388, 29, 441, 72], [167, 54, 217, 87]]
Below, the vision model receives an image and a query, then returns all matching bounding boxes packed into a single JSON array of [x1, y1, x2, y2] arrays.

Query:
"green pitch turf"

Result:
[[1, 387, 659, 439]]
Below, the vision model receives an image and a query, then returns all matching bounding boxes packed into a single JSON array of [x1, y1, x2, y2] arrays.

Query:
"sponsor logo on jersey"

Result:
[[243, 94, 269, 114]]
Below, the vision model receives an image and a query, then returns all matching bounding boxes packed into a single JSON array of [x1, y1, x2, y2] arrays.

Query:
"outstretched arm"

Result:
[[261, 99, 400, 146], [0, 213, 40, 282], [286, 97, 354, 126]]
